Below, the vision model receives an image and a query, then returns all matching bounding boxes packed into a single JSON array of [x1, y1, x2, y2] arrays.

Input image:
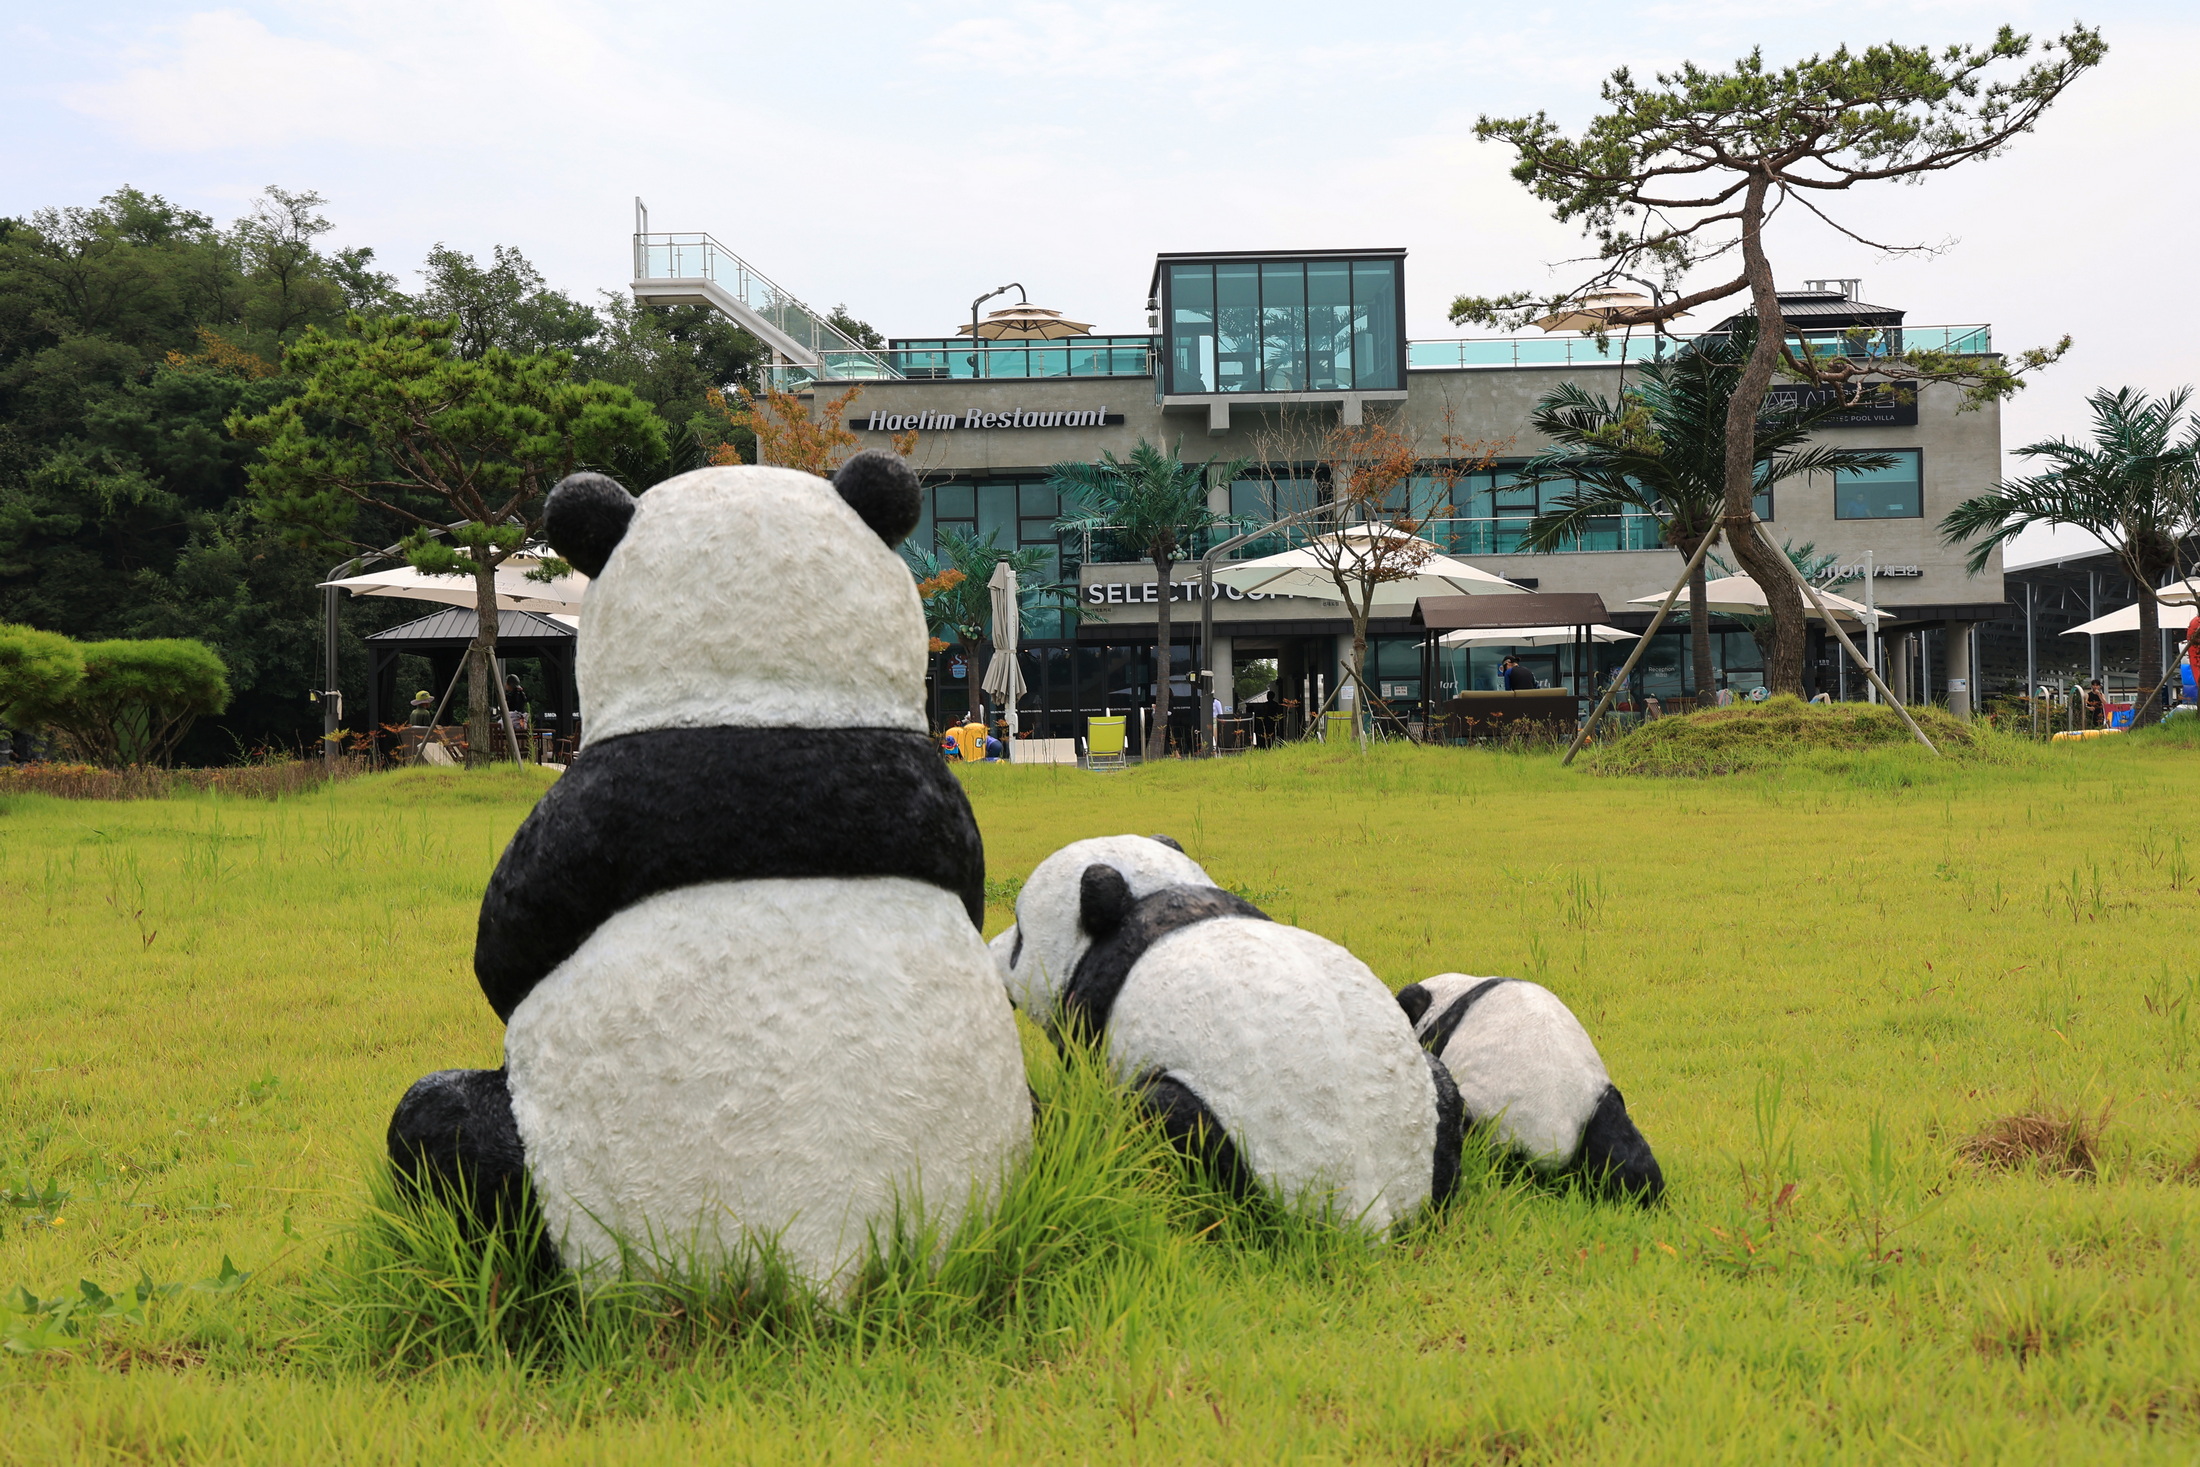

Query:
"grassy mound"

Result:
[[1582, 693, 1983, 776]]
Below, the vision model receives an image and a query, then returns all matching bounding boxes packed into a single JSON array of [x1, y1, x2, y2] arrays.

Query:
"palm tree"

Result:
[[1516, 323, 1897, 702], [1943, 387, 2200, 725], [904, 527, 1059, 723], [1051, 440, 1246, 760]]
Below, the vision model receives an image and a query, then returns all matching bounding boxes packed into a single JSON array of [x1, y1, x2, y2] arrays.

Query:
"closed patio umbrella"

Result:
[[980, 560, 1025, 735]]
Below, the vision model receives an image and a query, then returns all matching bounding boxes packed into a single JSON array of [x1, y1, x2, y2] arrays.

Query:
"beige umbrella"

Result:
[[1213, 524, 1525, 610], [1532, 290, 1688, 334], [1628, 574, 1881, 623], [320, 550, 587, 614], [980, 560, 1025, 734], [957, 305, 1094, 340], [1439, 624, 1638, 648]]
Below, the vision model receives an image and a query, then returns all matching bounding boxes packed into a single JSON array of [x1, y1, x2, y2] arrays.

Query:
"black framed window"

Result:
[[1834, 449, 1923, 520], [1161, 255, 1404, 395]]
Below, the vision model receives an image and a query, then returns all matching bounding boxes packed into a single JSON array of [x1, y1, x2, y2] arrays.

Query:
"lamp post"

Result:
[[968, 283, 1025, 379]]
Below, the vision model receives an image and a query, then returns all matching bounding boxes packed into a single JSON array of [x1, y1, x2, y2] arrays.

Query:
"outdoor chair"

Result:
[[1085, 715, 1128, 771]]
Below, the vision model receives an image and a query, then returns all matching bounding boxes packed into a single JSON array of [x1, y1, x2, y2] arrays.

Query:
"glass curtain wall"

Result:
[[1165, 257, 1402, 394]]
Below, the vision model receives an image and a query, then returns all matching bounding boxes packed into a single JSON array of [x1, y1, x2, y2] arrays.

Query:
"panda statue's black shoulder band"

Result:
[[1057, 883, 1268, 1044], [474, 726, 984, 1022], [1421, 977, 1513, 1056]]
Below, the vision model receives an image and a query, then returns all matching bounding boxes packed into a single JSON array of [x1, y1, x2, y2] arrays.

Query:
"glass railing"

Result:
[[1079, 513, 1668, 565], [1408, 324, 1991, 370], [633, 231, 897, 377], [770, 341, 1152, 388]]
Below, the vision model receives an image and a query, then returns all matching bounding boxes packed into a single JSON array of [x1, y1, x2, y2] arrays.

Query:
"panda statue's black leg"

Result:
[[1574, 1084, 1665, 1206], [1425, 1052, 1466, 1208], [387, 1067, 557, 1273], [1135, 1070, 1254, 1198]]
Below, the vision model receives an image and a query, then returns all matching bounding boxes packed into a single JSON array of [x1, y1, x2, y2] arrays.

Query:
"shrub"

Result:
[[33, 639, 231, 767], [1583, 693, 1984, 777], [0, 623, 85, 734]]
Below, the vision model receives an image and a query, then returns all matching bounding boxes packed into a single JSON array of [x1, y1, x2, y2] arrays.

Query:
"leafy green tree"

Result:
[[14, 635, 230, 766], [1460, 25, 2102, 693], [905, 527, 1060, 723], [234, 314, 664, 763], [0, 622, 84, 752], [1517, 323, 1895, 698], [1943, 387, 2200, 725], [412, 244, 600, 361], [1051, 440, 1244, 759]]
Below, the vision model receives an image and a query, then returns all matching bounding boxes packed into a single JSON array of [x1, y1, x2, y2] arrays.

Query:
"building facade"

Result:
[[775, 249, 2008, 738]]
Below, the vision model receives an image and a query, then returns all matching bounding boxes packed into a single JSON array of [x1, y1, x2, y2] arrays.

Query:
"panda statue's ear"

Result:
[[1395, 982, 1433, 1028], [833, 449, 922, 548], [1148, 834, 1185, 853], [544, 472, 637, 579], [1079, 864, 1133, 940]]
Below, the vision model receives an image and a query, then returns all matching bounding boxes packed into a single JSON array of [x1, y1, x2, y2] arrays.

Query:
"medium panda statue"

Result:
[[993, 834, 1462, 1232], [1395, 974, 1663, 1203], [386, 452, 1032, 1293]]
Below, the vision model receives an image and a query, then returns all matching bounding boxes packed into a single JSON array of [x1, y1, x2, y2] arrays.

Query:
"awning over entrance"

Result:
[[1412, 592, 1610, 630]]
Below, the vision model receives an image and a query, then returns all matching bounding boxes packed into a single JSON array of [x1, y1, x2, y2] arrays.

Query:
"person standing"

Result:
[[2085, 679, 2106, 728]]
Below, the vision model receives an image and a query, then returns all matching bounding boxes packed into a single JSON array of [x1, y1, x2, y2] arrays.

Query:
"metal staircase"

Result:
[[627, 199, 898, 379]]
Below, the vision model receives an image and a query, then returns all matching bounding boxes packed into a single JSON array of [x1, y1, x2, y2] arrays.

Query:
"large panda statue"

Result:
[[387, 452, 1032, 1293], [1396, 974, 1662, 1204], [993, 834, 1461, 1232]]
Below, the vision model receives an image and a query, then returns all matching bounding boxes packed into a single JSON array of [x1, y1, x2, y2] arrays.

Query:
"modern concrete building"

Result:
[[634, 229, 2010, 740]]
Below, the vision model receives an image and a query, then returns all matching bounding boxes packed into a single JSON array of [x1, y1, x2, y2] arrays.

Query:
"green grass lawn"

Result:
[[5, 738, 2200, 1463]]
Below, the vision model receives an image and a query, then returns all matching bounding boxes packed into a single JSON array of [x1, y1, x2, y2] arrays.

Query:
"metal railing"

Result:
[[1406, 324, 1992, 371], [633, 231, 896, 376]]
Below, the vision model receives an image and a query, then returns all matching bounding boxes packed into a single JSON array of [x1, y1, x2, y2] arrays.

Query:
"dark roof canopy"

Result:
[[1413, 593, 1609, 630], [1712, 288, 1903, 333], [365, 606, 574, 649]]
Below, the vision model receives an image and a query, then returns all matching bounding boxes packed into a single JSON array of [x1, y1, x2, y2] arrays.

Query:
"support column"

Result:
[[1888, 633, 1912, 704], [1945, 620, 1975, 719]]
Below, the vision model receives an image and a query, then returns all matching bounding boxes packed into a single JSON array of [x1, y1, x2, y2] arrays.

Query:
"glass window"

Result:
[[933, 483, 974, 521], [1351, 260, 1400, 390], [1834, 450, 1922, 519], [1214, 264, 1260, 394], [1166, 264, 1214, 394], [978, 483, 1018, 542], [1307, 263, 1352, 390], [1260, 262, 1307, 390], [1018, 483, 1058, 518]]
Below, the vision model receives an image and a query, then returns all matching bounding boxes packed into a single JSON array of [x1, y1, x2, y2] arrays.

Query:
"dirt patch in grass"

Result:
[[1582, 694, 1984, 777], [1959, 1103, 2111, 1180]]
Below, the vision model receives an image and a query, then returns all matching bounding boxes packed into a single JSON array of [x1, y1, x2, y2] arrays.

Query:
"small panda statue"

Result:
[[993, 834, 1462, 1232], [387, 452, 1032, 1293], [1395, 974, 1663, 1203]]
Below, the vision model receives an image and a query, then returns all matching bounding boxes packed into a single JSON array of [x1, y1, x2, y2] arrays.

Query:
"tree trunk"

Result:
[[1150, 553, 1173, 760], [2133, 576, 2164, 727], [1675, 531, 1716, 701], [1719, 175, 1808, 696], [466, 561, 499, 767]]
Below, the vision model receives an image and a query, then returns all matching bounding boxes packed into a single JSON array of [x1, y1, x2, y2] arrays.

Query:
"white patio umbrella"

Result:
[[2061, 602, 2200, 638], [1438, 624, 1639, 648], [1628, 574, 1882, 623], [1212, 524, 1524, 610], [320, 553, 588, 614], [980, 560, 1025, 734]]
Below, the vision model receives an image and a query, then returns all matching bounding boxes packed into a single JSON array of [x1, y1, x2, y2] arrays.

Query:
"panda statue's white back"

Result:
[[1396, 974, 1662, 1204], [994, 834, 1461, 1233], [387, 453, 1032, 1294]]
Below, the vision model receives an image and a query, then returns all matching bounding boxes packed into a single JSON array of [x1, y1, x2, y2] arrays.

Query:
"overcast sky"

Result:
[[5, 1, 2189, 560]]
